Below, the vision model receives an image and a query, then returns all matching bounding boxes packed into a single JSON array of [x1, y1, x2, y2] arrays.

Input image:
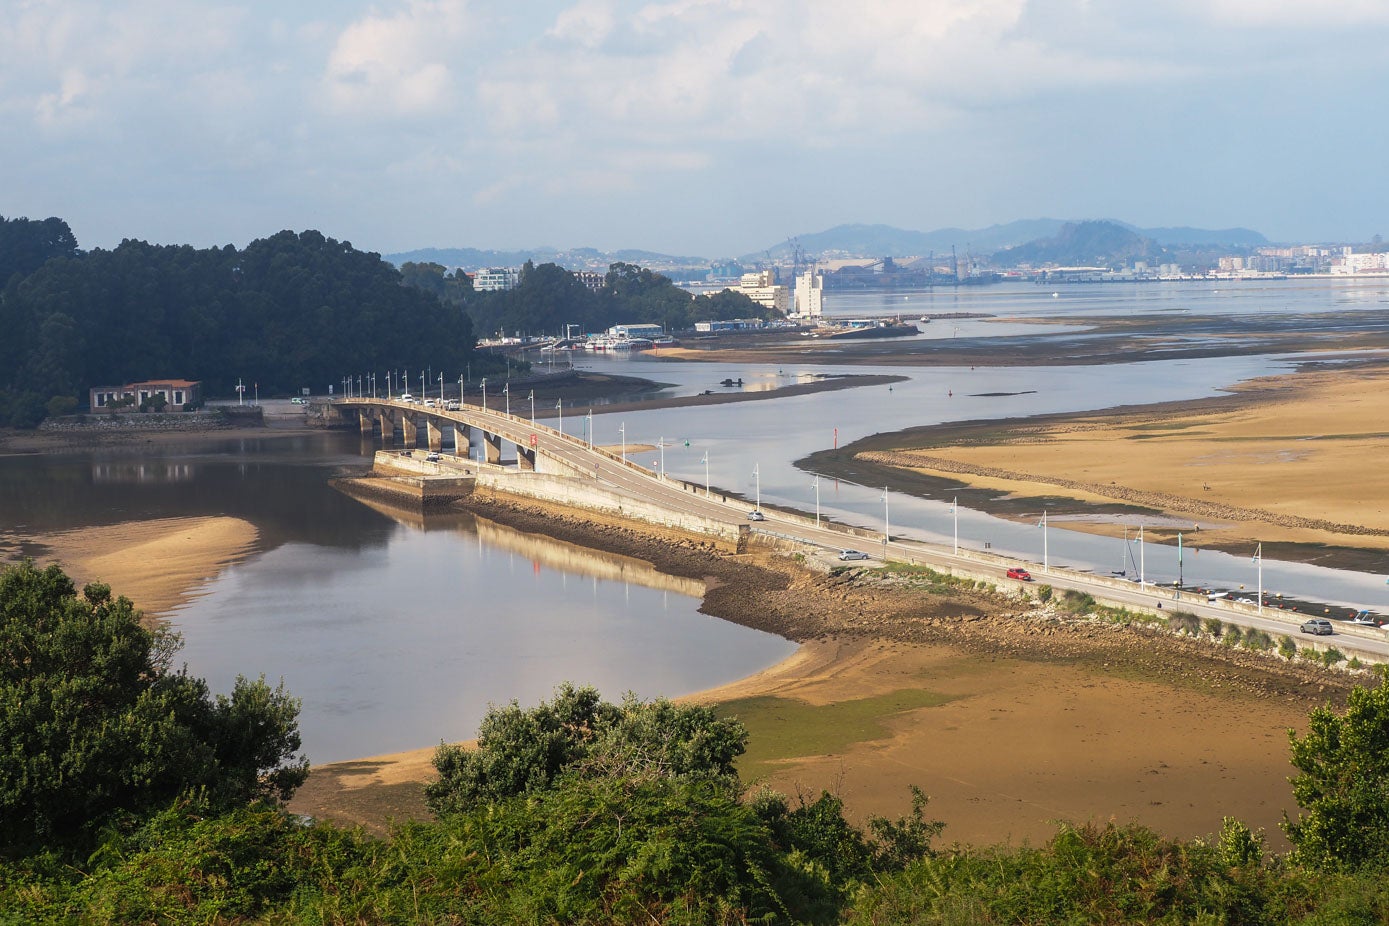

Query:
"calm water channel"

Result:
[[6, 278, 1389, 763]]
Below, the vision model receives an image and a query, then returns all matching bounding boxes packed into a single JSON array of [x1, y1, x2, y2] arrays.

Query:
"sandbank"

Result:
[[836, 361, 1389, 563], [9, 516, 259, 618]]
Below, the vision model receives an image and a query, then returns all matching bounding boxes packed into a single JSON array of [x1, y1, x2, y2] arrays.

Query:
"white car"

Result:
[[748, 510, 766, 521]]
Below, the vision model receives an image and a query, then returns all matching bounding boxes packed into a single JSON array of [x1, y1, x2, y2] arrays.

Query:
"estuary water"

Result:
[[6, 277, 1389, 762]]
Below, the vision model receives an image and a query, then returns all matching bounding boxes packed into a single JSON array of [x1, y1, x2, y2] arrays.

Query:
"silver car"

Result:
[[838, 550, 870, 561], [1300, 619, 1334, 636]]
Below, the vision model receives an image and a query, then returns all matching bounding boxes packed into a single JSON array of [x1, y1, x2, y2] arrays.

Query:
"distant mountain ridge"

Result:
[[748, 220, 1268, 262], [387, 220, 1270, 271]]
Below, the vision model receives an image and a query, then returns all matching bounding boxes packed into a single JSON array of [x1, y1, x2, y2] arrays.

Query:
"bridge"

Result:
[[327, 398, 1389, 665]]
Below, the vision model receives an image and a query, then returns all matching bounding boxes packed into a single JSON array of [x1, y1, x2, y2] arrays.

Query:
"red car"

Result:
[[1006, 567, 1033, 581]]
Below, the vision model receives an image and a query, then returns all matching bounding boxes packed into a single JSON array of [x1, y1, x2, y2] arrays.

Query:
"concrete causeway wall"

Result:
[[475, 470, 748, 549]]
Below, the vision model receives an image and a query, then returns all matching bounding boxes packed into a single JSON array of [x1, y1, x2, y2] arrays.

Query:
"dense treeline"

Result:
[[401, 259, 774, 340], [8, 560, 1389, 922], [0, 217, 475, 427]]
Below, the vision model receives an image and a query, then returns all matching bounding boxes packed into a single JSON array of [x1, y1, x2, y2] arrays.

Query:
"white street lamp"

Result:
[[585, 409, 592, 449], [811, 475, 821, 527], [701, 452, 709, 497], [952, 495, 958, 555], [619, 422, 626, 463], [556, 398, 563, 435], [753, 463, 760, 512], [528, 390, 535, 423], [480, 378, 487, 410], [503, 383, 510, 417], [1254, 542, 1263, 615], [882, 486, 890, 547]]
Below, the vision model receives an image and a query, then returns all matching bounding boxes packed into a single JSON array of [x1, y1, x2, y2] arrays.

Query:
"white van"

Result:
[[399, 393, 415, 403]]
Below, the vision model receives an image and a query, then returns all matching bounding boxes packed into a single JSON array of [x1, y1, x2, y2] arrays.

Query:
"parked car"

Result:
[[748, 510, 766, 521], [1300, 618, 1334, 636], [1006, 567, 1033, 581], [838, 550, 870, 561]]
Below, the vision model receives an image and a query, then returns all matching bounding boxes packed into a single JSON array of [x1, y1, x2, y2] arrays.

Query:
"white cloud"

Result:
[[322, 0, 473, 115]]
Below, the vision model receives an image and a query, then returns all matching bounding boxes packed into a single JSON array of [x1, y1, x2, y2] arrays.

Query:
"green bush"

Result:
[[0, 562, 307, 854], [1280, 636, 1299, 660], [427, 684, 748, 816], [1036, 584, 1053, 602]]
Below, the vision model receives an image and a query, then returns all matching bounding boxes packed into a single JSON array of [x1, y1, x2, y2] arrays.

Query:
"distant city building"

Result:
[[472, 267, 520, 291], [793, 269, 825, 317], [90, 379, 202, 412], [1331, 248, 1389, 275], [573, 271, 606, 292], [736, 270, 789, 314]]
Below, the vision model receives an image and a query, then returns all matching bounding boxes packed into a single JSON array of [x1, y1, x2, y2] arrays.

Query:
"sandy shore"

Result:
[[9, 516, 259, 618], [828, 360, 1389, 565]]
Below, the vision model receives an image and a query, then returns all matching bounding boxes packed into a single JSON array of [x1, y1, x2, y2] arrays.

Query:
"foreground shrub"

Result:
[[0, 562, 307, 854]]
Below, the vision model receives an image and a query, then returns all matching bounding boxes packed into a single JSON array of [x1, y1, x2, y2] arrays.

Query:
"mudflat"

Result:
[[827, 360, 1389, 567]]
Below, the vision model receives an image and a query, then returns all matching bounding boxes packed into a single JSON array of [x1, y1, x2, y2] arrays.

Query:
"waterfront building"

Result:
[[607, 323, 665, 339], [695, 318, 766, 332], [89, 379, 202, 411], [1331, 248, 1389, 275]]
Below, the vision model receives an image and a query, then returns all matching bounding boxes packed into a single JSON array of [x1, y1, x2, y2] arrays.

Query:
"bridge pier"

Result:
[[357, 409, 374, 435], [401, 414, 418, 447], [517, 445, 536, 471], [483, 430, 502, 464], [453, 423, 470, 456], [378, 409, 396, 443], [425, 418, 443, 452]]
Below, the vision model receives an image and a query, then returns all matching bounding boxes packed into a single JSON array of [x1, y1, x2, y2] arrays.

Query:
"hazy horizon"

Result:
[[5, 2, 1386, 257]]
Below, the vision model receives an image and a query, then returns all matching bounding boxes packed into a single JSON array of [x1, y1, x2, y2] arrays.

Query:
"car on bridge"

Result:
[[838, 550, 870, 561], [1006, 567, 1033, 581], [1300, 618, 1334, 636], [748, 510, 766, 521]]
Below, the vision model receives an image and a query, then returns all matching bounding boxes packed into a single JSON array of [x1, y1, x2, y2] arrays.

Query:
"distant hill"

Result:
[[1123, 225, 1267, 247], [384, 246, 707, 272], [746, 220, 1070, 262], [749, 220, 1269, 262], [992, 221, 1165, 268]]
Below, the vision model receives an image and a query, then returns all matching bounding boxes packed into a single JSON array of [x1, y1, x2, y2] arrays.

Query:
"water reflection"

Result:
[[171, 505, 792, 763]]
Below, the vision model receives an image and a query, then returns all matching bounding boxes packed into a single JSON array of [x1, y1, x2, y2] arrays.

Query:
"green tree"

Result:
[[426, 683, 747, 816], [1284, 679, 1389, 868], [0, 562, 308, 851]]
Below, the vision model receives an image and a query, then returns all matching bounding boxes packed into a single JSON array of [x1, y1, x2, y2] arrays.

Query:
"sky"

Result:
[[3, 0, 1387, 258]]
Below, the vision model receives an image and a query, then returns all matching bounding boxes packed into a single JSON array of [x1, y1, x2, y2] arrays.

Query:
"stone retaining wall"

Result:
[[39, 410, 239, 432]]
